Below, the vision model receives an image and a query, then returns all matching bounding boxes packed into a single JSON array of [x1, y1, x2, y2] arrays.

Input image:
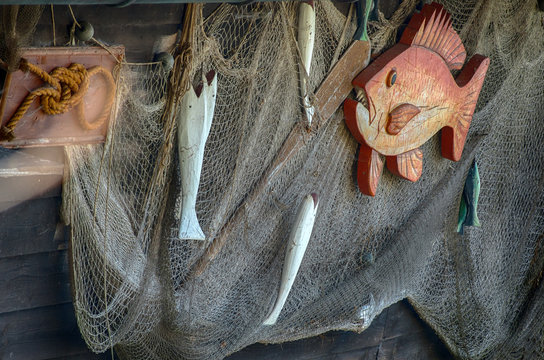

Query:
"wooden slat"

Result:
[[227, 301, 453, 359], [34, 4, 184, 63], [227, 309, 387, 360], [0, 175, 62, 204], [0, 303, 103, 360], [0, 197, 66, 258], [0, 148, 64, 177], [383, 301, 429, 340], [49, 4, 184, 28], [376, 331, 453, 360], [0, 250, 71, 313], [377, 301, 453, 359], [49, 353, 113, 360], [318, 347, 379, 360]]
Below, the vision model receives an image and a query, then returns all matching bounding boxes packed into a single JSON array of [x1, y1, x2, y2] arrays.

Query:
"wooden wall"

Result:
[[0, 147, 110, 360], [0, 2, 452, 359]]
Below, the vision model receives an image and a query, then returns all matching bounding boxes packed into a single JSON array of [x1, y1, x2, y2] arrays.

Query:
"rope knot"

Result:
[[1, 59, 115, 142]]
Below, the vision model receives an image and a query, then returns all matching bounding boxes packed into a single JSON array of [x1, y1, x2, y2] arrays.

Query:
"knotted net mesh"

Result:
[[58, 1, 544, 359]]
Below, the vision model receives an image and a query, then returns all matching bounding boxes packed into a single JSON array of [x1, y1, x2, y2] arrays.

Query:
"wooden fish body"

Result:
[[263, 193, 319, 326], [178, 71, 217, 240], [344, 3, 489, 196], [298, 0, 316, 126], [457, 159, 481, 234]]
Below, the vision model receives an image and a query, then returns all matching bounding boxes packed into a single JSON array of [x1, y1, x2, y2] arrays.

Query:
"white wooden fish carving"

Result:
[[178, 71, 217, 240], [298, 0, 316, 127], [263, 193, 319, 325]]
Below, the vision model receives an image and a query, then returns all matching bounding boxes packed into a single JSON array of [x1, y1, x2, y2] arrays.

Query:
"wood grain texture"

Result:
[[315, 40, 370, 124], [344, 3, 489, 195], [0, 197, 65, 258], [0, 250, 71, 313], [34, 5, 184, 63], [0, 175, 62, 204], [399, 3, 466, 71], [387, 103, 420, 135], [227, 301, 453, 360], [0, 303, 105, 360]]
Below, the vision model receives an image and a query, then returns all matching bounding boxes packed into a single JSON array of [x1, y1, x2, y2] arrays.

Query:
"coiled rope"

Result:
[[0, 58, 116, 141]]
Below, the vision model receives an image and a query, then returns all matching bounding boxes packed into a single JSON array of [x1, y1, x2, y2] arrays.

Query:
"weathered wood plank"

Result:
[[378, 300, 453, 359], [227, 301, 453, 359], [0, 148, 64, 177], [0, 197, 66, 258], [50, 4, 184, 28], [2, 335, 97, 360], [34, 5, 184, 63], [0, 250, 71, 313], [227, 308, 387, 360], [376, 329, 453, 360], [49, 352, 113, 360], [0, 175, 62, 204], [318, 346, 380, 360], [0, 303, 104, 360], [383, 300, 427, 340], [34, 22, 179, 62]]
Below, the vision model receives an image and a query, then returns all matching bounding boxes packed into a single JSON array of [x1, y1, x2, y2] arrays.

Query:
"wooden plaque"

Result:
[[0, 46, 124, 148]]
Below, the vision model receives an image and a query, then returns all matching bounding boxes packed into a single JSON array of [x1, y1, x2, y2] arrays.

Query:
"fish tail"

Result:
[[457, 195, 467, 234], [442, 54, 490, 161], [179, 208, 206, 240], [466, 205, 481, 227]]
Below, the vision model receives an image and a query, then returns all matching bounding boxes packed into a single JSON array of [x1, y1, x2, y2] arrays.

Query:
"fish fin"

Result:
[[400, 2, 466, 71], [457, 195, 467, 234], [442, 55, 490, 161], [387, 103, 421, 135], [179, 210, 206, 240], [357, 143, 384, 197], [386, 148, 423, 182]]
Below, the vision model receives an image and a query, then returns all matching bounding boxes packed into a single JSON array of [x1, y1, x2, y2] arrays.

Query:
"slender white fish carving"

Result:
[[298, 0, 316, 127], [263, 193, 319, 325], [178, 70, 218, 240]]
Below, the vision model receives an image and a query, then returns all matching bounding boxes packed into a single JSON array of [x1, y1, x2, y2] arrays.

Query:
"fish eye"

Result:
[[386, 69, 397, 87]]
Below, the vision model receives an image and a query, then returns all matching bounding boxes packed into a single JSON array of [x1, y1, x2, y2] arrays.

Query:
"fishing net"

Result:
[[0, 5, 44, 72], [30, 0, 544, 359]]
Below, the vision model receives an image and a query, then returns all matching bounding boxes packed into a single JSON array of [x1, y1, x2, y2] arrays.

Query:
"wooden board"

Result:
[[0, 197, 65, 258], [226, 301, 453, 360], [314, 40, 370, 124], [0, 303, 106, 360], [0, 174, 62, 204], [0, 250, 71, 313], [0, 46, 124, 148]]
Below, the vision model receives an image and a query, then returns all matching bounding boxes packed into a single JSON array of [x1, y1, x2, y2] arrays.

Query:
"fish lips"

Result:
[[354, 87, 373, 131]]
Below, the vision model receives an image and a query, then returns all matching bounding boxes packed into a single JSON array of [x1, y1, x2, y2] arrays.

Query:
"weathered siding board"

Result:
[[227, 301, 453, 360], [0, 175, 62, 204], [0, 250, 71, 313], [34, 5, 185, 62], [0, 194, 105, 360], [0, 303, 108, 360], [0, 197, 65, 258]]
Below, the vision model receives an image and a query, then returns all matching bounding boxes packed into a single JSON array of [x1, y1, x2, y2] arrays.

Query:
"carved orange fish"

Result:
[[344, 2, 489, 196]]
